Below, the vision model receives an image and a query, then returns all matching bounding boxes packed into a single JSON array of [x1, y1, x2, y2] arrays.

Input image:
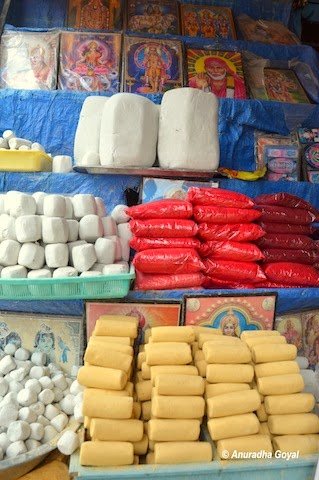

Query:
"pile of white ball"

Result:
[[0, 344, 82, 459], [0, 191, 131, 279]]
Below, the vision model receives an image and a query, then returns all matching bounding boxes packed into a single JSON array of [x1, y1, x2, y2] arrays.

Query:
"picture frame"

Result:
[[182, 293, 277, 336], [123, 36, 184, 94], [0, 311, 84, 374], [186, 48, 247, 99], [263, 68, 310, 104], [58, 32, 122, 93], [237, 15, 300, 46], [180, 4, 236, 40], [67, 0, 122, 31], [126, 0, 180, 35], [86, 300, 182, 343]]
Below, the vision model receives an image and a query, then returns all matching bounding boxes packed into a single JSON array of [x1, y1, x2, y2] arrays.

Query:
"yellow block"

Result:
[[80, 441, 133, 466], [245, 336, 286, 348], [154, 442, 212, 464], [193, 326, 222, 340], [132, 402, 141, 419], [84, 344, 132, 372], [217, 435, 273, 459], [268, 413, 319, 435], [256, 403, 268, 422], [259, 422, 271, 436], [265, 393, 315, 415], [83, 389, 133, 419], [150, 365, 198, 385], [151, 326, 195, 344], [251, 344, 297, 364], [91, 332, 131, 345], [78, 365, 127, 390], [273, 434, 319, 455], [88, 337, 133, 355], [133, 433, 148, 455], [155, 374, 204, 396], [198, 333, 234, 348], [152, 395, 205, 419], [148, 419, 200, 441], [196, 360, 207, 378], [257, 374, 304, 396], [142, 401, 152, 421], [206, 364, 254, 384], [94, 315, 138, 338], [137, 351, 146, 369], [145, 342, 192, 366], [241, 330, 280, 340], [90, 418, 143, 442], [207, 389, 261, 418], [136, 381, 152, 402], [203, 343, 251, 364], [208, 413, 259, 441], [254, 361, 299, 378], [205, 383, 250, 399], [141, 362, 151, 380]]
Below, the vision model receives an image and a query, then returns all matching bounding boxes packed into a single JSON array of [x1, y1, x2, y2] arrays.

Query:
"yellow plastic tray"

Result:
[[0, 150, 52, 172]]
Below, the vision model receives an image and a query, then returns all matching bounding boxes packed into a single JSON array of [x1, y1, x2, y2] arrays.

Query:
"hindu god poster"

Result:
[[264, 68, 310, 104], [127, 0, 179, 35], [58, 32, 121, 92], [183, 294, 277, 336], [181, 5, 236, 39], [0, 312, 84, 374], [0, 31, 59, 90], [86, 301, 181, 343], [67, 0, 122, 30], [123, 36, 183, 94], [186, 49, 247, 99]]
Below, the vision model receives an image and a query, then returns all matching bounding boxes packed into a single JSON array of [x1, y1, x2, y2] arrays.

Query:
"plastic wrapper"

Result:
[[200, 240, 264, 262], [257, 281, 303, 289], [255, 193, 319, 217], [261, 248, 318, 265], [133, 248, 204, 275], [263, 262, 319, 287], [259, 222, 315, 236], [126, 199, 193, 220], [130, 219, 198, 238], [134, 271, 204, 290], [203, 259, 266, 283], [198, 223, 265, 242], [187, 187, 255, 209], [256, 205, 316, 225], [130, 237, 201, 252], [203, 276, 256, 289], [257, 233, 315, 250], [194, 206, 261, 224]]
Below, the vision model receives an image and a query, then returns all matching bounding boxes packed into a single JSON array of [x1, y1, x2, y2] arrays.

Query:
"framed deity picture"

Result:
[[180, 4, 236, 40], [123, 36, 183, 94], [237, 15, 300, 46], [86, 300, 182, 343], [186, 48, 247, 99], [126, 0, 180, 35], [263, 68, 310, 104], [67, 0, 122, 31], [183, 293, 277, 336], [0, 312, 84, 374], [0, 31, 59, 90], [58, 32, 121, 92]]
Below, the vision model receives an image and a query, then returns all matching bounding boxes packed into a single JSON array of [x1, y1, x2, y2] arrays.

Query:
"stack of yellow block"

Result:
[[204, 334, 273, 459], [242, 330, 319, 455], [192, 327, 222, 378], [143, 326, 212, 464], [77, 315, 142, 467]]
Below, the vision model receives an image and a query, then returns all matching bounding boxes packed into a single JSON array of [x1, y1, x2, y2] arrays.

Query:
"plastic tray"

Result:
[[0, 150, 52, 172], [0, 272, 135, 300]]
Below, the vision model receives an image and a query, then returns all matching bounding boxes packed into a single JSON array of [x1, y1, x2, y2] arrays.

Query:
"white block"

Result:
[[158, 88, 220, 170], [29, 366, 46, 380], [57, 430, 79, 456], [8, 381, 23, 393], [29, 402, 45, 416], [74, 391, 84, 405], [64, 197, 74, 219], [60, 394, 75, 415], [69, 380, 83, 396], [296, 356, 309, 369], [90, 262, 107, 273], [67, 220, 79, 242], [81, 152, 100, 166], [3, 130, 15, 141], [38, 389, 54, 405], [25, 438, 41, 451], [15, 215, 42, 243], [44, 404, 60, 420], [102, 216, 117, 236], [0, 432, 10, 451], [74, 402, 84, 423], [52, 387, 63, 402], [52, 155, 73, 173], [80, 271, 102, 277], [95, 197, 107, 217], [74, 96, 108, 165], [119, 237, 130, 262], [0, 355, 16, 374], [27, 269, 51, 279], [0, 239, 21, 266], [31, 352, 47, 367], [103, 264, 129, 275], [79, 215, 103, 242], [45, 244, 69, 268], [52, 267, 78, 278], [72, 244, 97, 272], [0, 404, 18, 427], [19, 145, 30, 151], [10, 193, 36, 218], [68, 240, 87, 266], [52, 374, 68, 391], [0, 194, 5, 213], [43, 195, 66, 218], [6, 440, 27, 457], [0, 379, 8, 396], [1, 265, 27, 278], [43, 425, 58, 442], [99, 93, 158, 168], [117, 222, 132, 242], [4, 191, 21, 214], [0, 214, 16, 241], [29, 422, 44, 441], [42, 217, 69, 243], [10, 367, 27, 381], [105, 235, 123, 261], [94, 237, 116, 264], [111, 204, 130, 224], [17, 389, 37, 407], [18, 407, 37, 424], [4, 344, 16, 355], [32, 192, 47, 215], [18, 243, 45, 270], [31, 142, 45, 152], [9, 138, 32, 150], [0, 138, 8, 149], [51, 412, 68, 432], [7, 420, 30, 442], [72, 194, 96, 219], [37, 415, 50, 427]]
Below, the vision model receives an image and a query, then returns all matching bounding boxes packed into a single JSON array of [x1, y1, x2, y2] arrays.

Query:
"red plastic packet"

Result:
[[198, 223, 265, 242], [257, 281, 303, 289], [130, 237, 201, 252], [261, 248, 317, 265], [204, 259, 266, 283], [259, 222, 315, 236], [203, 276, 256, 289], [133, 248, 204, 274], [126, 199, 193, 220], [263, 262, 319, 287], [257, 234, 315, 250], [194, 206, 261, 224], [200, 240, 264, 262], [187, 187, 255, 209], [255, 193, 319, 217], [130, 219, 198, 238], [256, 205, 315, 225], [134, 271, 204, 290]]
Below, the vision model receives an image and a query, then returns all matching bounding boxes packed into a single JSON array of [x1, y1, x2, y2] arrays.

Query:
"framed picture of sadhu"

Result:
[[186, 48, 247, 99], [180, 4, 236, 40], [67, 0, 122, 31]]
